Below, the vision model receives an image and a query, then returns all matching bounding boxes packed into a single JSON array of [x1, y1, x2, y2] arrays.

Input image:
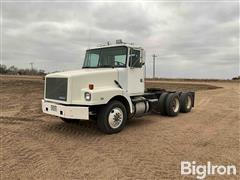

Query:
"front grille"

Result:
[[45, 78, 68, 101]]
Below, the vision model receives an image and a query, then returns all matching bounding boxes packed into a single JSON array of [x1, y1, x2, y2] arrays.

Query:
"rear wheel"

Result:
[[165, 93, 180, 117], [180, 92, 193, 113], [97, 100, 127, 134], [158, 92, 169, 116]]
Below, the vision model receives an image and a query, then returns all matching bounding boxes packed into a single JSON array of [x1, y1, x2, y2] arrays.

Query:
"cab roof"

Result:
[[87, 43, 142, 50]]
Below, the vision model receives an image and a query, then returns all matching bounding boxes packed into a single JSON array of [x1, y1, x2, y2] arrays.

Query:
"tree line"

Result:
[[0, 64, 46, 75], [1, 64, 238, 80]]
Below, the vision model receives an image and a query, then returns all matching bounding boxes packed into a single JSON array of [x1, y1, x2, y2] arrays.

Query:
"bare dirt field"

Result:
[[1, 75, 239, 179]]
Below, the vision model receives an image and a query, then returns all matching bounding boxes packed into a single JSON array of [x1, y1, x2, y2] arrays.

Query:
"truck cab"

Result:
[[42, 41, 194, 134]]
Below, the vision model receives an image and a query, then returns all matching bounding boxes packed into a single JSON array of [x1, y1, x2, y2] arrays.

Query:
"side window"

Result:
[[129, 49, 141, 68]]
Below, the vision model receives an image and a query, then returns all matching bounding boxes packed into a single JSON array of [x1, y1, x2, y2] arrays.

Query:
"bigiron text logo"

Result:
[[181, 161, 237, 179]]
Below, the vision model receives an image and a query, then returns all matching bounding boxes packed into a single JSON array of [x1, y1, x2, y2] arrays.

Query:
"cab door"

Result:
[[127, 48, 145, 95]]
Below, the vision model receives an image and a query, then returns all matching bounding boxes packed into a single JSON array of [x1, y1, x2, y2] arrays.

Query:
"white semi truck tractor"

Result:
[[42, 41, 195, 134]]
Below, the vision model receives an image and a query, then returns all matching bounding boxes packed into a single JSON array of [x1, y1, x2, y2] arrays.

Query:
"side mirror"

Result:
[[140, 49, 145, 65], [140, 57, 145, 65]]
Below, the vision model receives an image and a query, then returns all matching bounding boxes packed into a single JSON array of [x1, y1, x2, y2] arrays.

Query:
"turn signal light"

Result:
[[89, 84, 94, 90]]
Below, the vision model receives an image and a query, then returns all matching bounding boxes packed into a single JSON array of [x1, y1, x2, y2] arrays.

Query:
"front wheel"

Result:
[[97, 100, 127, 134]]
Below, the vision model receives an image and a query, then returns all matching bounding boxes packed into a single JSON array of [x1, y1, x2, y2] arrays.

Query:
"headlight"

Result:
[[84, 92, 91, 101]]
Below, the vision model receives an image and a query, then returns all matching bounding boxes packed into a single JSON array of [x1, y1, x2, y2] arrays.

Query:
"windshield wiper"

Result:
[[99, 65, 114, 68], [82, 66, 98, 68], [82, 65, 115, 68]]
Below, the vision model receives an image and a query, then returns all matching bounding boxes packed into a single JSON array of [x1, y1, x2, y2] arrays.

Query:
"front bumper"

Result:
[[42, 100, 89, 120]]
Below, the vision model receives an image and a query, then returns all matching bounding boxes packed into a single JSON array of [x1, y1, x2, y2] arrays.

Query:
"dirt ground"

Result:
[[1, 75, 239, 179]]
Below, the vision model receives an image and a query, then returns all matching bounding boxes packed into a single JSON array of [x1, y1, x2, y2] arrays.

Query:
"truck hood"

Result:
[[46, 68, 118, 78], [45, 68, 125, 105], [46, 68, 119, 93]]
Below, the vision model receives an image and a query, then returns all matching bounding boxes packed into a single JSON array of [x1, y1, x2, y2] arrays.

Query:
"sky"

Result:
[[1, 0, 239, 79]]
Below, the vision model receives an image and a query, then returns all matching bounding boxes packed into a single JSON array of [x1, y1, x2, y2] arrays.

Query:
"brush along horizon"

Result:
[[42, 40, 195, 134]]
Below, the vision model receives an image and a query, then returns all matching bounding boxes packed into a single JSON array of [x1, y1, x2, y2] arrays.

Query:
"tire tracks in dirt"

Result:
[[1, 77, 239, 179]]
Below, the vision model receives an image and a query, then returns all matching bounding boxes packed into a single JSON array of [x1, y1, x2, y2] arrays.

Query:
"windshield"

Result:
[[83, 46, 127, 68]]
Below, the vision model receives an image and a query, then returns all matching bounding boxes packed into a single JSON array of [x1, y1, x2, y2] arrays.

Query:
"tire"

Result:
[[61, 118, 75, 123], [165, 93, 180, 117], [158, 92, 169, 115], [97, 100, 127, 134], [180, 92, 193, 113]]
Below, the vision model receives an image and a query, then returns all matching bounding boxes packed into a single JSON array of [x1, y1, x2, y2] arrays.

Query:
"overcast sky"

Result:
[[1, 0, 239, 78]]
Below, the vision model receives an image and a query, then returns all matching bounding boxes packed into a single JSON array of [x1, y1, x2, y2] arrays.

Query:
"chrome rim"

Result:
[[172, 97, 180, 113], [108, 107, 123, 129], [186, 96, 192, 109]]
